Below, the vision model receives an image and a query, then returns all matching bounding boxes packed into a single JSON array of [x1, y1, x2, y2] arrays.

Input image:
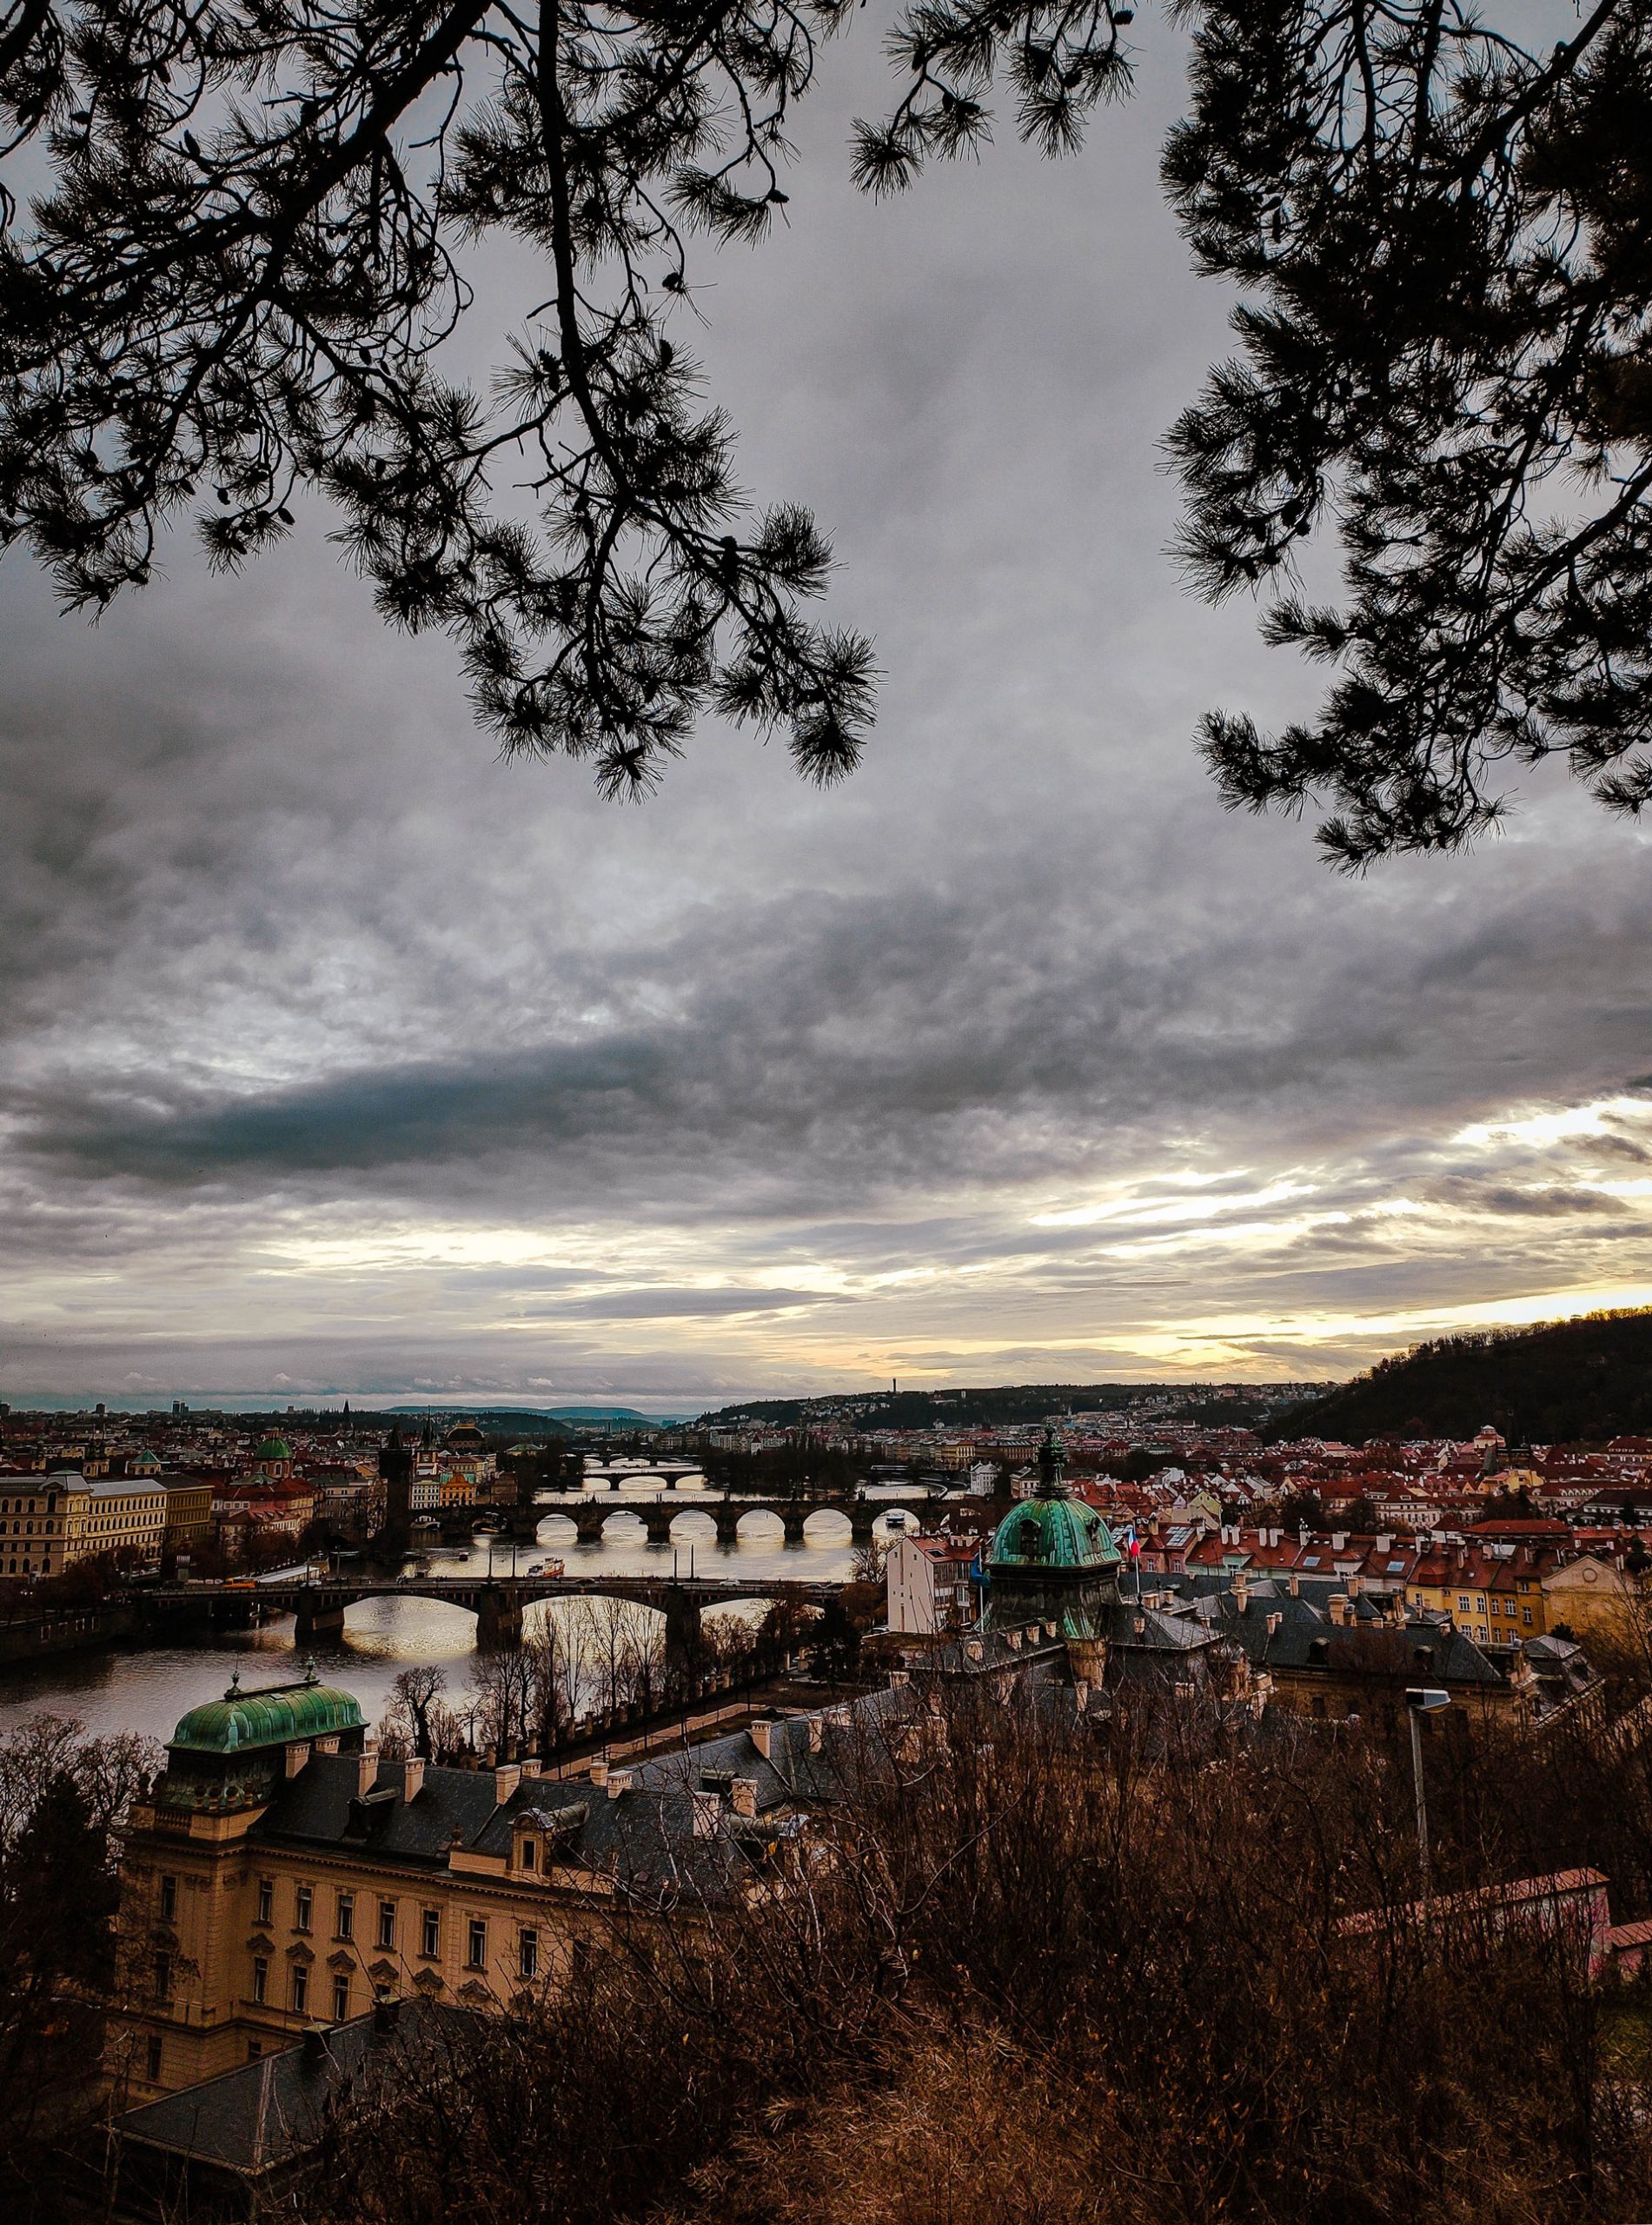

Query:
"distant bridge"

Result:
[[575, 1462, 705, 1489], [143, 1572, 839, 1660], [534, 1491, 945, 1545]]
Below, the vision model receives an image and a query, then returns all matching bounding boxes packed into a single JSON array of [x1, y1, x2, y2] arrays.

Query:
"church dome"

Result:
[[253, 1435, 293, 1462], [445, 1421, 486, 1451], [990, 1493, 1120, 1572], [169, 1672, 364, 1756]]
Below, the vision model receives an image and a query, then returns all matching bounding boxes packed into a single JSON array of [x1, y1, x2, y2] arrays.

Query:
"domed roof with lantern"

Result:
[[989, 1431, 1120, 1574]]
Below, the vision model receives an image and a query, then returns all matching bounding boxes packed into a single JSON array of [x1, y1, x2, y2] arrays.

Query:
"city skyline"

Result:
[[4, 18, 1652, 1406]]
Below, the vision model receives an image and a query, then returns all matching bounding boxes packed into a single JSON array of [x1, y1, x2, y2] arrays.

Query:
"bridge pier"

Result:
[[295, 1591, 347, 1644], [781, 1507, 808, 1545], [642, 1507, 676, 1544], [573, 1508, 607, 1544], [713, 1508, 741, 1545], [663, 1586, 702, 1689], [476, 1586, 523, 1651]]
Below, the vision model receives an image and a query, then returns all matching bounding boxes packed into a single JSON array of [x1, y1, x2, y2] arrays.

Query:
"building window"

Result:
[[332, 1975, 350, 2022], [1523, 1606, 1534, 1625], [291, 1965, 309, 2015], [421, 1909, 441, 1959], [521, 1836, 537, 1871], [467, 1918, 487, 1970], [295, 1885, 313, 1934], [248, 2042, 262, 2062], [257, 1878, 273, 1924], [519, 1928, 539, 1981], [159, 1874, 177, 1921], [252, 1956, 269, 2004], [154, 1952, 171, 2001], [335, 1892, 354, 1941], [1457, 1595, 1470, 1611], [146, 2036, 163, 2082], [377, 1899, 396, 1950], [1476, 1595, 1487, 1613]]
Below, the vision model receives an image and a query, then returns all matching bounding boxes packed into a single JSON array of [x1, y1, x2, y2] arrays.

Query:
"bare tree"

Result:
[[381, 1664, 448, 1759]]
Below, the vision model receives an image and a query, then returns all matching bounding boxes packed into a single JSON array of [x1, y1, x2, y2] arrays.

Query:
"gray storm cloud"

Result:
[[3, 16, 1652, 1402]]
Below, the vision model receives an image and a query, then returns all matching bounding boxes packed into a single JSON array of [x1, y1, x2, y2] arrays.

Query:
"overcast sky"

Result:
[[3, 12, 1650, 1409]]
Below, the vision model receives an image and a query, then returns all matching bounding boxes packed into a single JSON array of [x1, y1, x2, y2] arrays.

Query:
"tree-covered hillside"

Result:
[[1271, 1309, 1652, 1446], [695, 1382, 1324, 1433]]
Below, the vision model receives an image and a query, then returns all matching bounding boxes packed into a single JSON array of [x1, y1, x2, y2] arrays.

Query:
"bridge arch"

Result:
[[799, 1505, 852, 1538], [331, 1589, 482, 1650]]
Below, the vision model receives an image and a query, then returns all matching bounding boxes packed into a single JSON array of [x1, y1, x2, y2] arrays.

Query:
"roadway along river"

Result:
[[0, 1484, 912, 1750]]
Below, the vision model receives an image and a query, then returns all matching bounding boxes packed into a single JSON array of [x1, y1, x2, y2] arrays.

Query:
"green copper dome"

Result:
[[987, 1429, 1120, 1573], [990, 1494, 1120, 1571], [253, 1435, 293, 1460], [169, 1670, 364, 1756]]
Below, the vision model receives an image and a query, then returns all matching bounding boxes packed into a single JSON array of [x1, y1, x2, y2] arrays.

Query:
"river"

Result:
[[0, 1477, 906, 1750]]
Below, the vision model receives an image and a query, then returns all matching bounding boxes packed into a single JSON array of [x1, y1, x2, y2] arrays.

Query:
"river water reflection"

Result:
[[0, 1484, 899, 1750]]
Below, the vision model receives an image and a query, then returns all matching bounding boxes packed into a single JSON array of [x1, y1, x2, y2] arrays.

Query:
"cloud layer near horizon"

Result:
[[3, 18, 1652, 1405]]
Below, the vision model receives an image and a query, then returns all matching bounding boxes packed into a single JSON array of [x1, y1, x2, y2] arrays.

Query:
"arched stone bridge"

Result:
[[539, 1493, 942, 1546], [576, 1463, 704, 1490], [144, 1571, 838, 1662]]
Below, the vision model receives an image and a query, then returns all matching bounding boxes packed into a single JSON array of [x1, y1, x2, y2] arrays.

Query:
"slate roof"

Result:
[[249, 1686, 922, 1902], [115, 2000, 451, 2179], [1164, 1575, 1507, 1686]]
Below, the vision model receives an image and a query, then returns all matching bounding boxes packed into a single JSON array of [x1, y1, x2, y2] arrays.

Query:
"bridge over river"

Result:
[[538, 1489, 946, 1545], [143, 1571, 840, 1663]]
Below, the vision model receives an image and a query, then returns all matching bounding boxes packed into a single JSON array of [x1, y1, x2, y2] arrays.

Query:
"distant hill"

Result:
[[1270, 1308, 1652, 1447], [382, 1405, 695, 1434], [694, 1381, 1327, 1434]]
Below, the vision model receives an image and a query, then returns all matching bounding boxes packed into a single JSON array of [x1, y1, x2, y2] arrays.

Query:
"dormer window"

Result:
[[521, 1836, 538, 1871]]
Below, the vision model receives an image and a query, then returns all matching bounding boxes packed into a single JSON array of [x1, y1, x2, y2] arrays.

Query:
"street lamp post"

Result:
[[1405, 1687, 1451, 1901]]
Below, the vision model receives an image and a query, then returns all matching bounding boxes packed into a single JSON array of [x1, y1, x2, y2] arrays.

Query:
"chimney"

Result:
[[1005, 1628, 1023, 1650], [356, 1750, 381, 1798], [606, 1769, 634, 1800], [401, 1757, 426, 1800], [750, 1717, 777, 1759], [494, 1763, 521, 1805], [1377, 1533, 1392, 1553], [520, 1757, 542, 1779], [1288, 1571, 1300, 1597], [1347, 1574, 1363, 1597], [1233, 1577, 1249, 1614], [588, 1758, 609, 1788], [1329, 1594, 1350, 1627], [1266, 1612, 1282, 1637], [806, 1717, 824, 1753], [730, 1777, 758, 1818], [1072, 1677, 1090, 1712], [692, 1789, 720, 1837], [965, 1638, 984, 1663], [284, 1742, 312, 1779], [1331, 1531, 1348, 1551]]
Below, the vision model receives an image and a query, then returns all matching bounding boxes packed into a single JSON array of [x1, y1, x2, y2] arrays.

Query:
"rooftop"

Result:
[[169, 1670, 365, 1756]]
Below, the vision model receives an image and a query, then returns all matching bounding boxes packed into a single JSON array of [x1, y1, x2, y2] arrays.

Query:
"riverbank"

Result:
[[0, 1601, 137, 1668]]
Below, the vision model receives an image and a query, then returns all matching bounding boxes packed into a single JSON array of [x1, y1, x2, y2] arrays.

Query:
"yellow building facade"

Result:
[[116, 1675, 675, 2104]]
